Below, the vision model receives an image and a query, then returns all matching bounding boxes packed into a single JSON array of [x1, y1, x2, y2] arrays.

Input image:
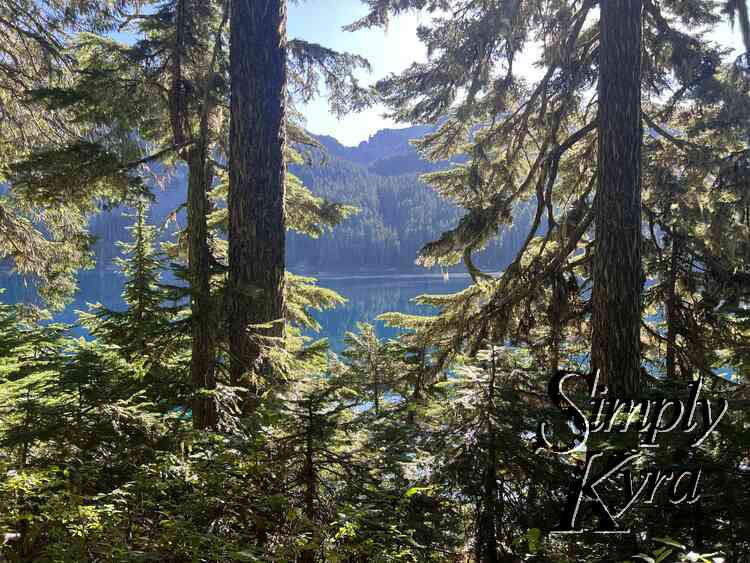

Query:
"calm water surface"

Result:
[[2, 272, 742, 382], [1, 272, 471, 352]]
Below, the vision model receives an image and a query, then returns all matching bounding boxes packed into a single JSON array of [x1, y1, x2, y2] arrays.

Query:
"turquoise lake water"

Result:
[[1, 272, 741, 382], [0, 272, 472, 352]]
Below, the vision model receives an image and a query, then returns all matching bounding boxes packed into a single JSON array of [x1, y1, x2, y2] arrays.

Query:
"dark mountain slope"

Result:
[[88, 125, 529, 274]]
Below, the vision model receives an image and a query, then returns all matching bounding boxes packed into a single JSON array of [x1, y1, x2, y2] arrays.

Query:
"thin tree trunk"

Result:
[[134, 203, 148, 356], [477, 345, 499, 563], [591, 0, 644, 398], [169, 0, 188, 147], [300, 405, 317, 563], [168, 0, 217, 430], [477, 444, 499, 563], [665, 237, 680, 380], [228, 0, 288, 391], [188, 145, 218, 430]]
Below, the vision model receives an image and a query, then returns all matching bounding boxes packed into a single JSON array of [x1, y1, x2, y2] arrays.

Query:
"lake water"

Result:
[[2, 272, 742, 383], [0, 272, 472, 352]]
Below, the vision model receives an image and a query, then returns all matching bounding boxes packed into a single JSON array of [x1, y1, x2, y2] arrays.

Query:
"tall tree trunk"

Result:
[[591, 0, 643, 398], [736, 0, 750, 55], [168, 0, 217, 430], [228, 0, 288, 391], [188, 144, 218, 430]]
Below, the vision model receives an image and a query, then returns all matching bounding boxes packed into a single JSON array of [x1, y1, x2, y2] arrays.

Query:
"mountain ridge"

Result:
[[88, 124, 528, 274]]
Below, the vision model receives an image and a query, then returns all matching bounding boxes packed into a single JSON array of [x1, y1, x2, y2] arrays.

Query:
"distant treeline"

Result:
[[88, 126, 532, 274]]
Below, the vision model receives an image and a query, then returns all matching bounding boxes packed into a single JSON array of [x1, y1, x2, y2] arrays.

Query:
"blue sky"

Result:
[[289, 2, 748, 146], [114, 3, 748, 147], [111, 1, 427, 146], [288, 0, 427, 146]]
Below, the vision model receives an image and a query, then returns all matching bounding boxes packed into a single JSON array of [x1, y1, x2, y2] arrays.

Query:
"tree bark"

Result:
[[476, 346, 499, 563], [736, 0, 750, 55], [168, 0, 217, 430], [300, 404, 317, 563], [228, 0, 288, 390], [476, 444, 499, 563], [591, 0, 644, 398], [665, 237, 680, 380], [188, 145, 218, 430]]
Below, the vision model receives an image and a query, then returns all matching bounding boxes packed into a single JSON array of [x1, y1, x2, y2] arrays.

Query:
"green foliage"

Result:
[[0, 1, 152, 307], [1, 0, 749, 561], [79, 200, 183, 357], [288, 151, 532, 273], [350, 0, 750, 559]]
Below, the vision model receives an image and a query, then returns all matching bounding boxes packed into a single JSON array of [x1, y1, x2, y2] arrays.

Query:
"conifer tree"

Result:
[[6, 0, 372, 428], [78, 200, 186, 406], [0, 1, 145, 308], [591, 0, 644, 396], [227, 0, 289, 392], [0, 299, 68, 468], [354, 0, 750, 383], [352, 0, 750, 555], [422, 346, 566, 562], [271, 369, 366, 562], [225, 1, 374, 405], [0, 0, 226, 427]]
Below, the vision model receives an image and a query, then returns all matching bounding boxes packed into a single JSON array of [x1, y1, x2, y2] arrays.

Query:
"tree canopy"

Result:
[[0, 0, 748, 561]]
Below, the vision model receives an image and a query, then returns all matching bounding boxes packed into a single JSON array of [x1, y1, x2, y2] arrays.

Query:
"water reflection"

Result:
[[1, 271, 471, 351], [308, 274, 471, 351]]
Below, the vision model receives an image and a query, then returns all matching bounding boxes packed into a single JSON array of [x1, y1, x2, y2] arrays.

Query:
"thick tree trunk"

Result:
[[228, 0, 288, 389], [737, 0, 750, 55], [188, 146, 218, 430], [591, 0, 643, 398]]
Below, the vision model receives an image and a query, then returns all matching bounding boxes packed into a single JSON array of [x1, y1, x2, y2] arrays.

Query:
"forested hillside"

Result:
[[1, 1, 749, 562], [89, 126, 529, 273]]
